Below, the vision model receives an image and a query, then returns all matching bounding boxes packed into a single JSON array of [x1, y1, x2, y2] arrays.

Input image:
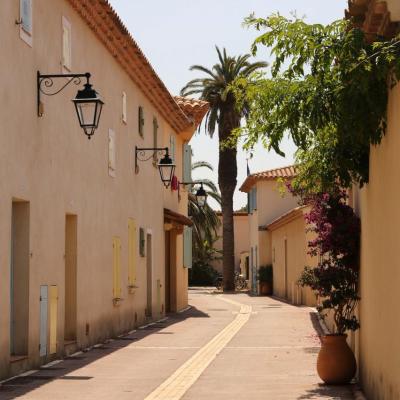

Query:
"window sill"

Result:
[[10, 355, 28, 363]]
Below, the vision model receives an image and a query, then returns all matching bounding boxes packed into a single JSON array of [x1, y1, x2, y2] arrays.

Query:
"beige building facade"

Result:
[[239, 167, 298, 293], [0, 0, 207, 380], [211, 212, 250, 277]]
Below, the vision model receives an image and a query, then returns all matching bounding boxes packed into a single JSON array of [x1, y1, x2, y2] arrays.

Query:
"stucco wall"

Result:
[[247, 180, 298, 293], [211, 213, 249, 275], [0, 0, 191, 379], [356, 82, 400, 400], [270, 212, 316, 306]]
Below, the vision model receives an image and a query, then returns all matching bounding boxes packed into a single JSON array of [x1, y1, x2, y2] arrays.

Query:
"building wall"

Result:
[[247, 180, 298, 293], [270, 212, 316, 306], [0, 0, 192, 379], [211, 213, 249, 275], [357, 82, 400, 400]]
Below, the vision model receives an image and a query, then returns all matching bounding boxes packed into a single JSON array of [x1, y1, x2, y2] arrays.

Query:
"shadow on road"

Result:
[[0, 306, 208, 400]]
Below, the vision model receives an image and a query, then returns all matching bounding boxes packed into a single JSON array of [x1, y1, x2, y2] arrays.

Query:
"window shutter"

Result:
[[49, 285, 58, 354], [169, 135, 176, 162], [183, 226, 192, 268], [183, 144, 192, 183], [153, 118, 158, 164], [62, 17, 72, 71], [112, 237, 122, 298], [139, 228, 145, 257], [128, 219, 136, 286], [254, 187, 257, 210], [138, 106, 144, 137], [108, 129, 116, 177], [20, 0, 32, 35], [122, 92, 127, 124]]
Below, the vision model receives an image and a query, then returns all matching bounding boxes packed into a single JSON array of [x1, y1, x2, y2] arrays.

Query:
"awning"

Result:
[[164, 208, 193, 228]]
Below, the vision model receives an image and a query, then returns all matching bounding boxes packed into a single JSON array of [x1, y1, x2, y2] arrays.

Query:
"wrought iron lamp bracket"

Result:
[[135, 146, 169, 174], [37, 71, 91, 117]]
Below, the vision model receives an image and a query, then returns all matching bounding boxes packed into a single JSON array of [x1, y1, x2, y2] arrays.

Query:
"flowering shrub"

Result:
[[295, 187, 361, 334]]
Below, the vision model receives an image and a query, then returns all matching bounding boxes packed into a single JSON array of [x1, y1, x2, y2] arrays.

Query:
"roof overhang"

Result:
[[164, 208, 193, 233], [263, 206, 308, 232], [67, 0, 208, 134], [346, 0, 400, 40]]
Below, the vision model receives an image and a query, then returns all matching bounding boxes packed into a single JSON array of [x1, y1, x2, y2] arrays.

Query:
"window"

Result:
[[108, 129, 116, 177], [62, 17, 72, 71], [183, 226, 193, 268], [153, 118, 158, 165], [249, 188, 257, 213], [183, 143, 192, 182], [122, 92, 127, 124], [138, 106, 144, 137], [112, 237, 122, 299], [19, 0, 33, 46]]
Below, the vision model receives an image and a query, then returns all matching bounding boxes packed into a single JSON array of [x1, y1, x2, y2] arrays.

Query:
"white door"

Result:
[[39, 285, 48, 357]]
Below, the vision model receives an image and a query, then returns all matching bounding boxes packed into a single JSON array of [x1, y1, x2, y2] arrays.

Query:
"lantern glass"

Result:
[[195, 184, 207, 208], [158, 153, 175, 188], [72, 83, 104, 139]]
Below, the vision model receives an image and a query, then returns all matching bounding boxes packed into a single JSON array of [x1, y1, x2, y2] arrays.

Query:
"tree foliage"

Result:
[[233, 14, 400, 193], [294, 188, 361, 334]]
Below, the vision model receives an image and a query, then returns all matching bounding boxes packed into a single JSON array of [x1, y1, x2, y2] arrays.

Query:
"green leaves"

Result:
[[236, 14, 400, 193]]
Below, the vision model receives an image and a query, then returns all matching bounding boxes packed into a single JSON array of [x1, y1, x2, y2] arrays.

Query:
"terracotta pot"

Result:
[[317, 334, 356, 385], [259, 281, 272, 296]]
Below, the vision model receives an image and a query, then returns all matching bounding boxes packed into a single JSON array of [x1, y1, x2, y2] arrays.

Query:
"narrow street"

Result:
[[0, 289, 354, 400]]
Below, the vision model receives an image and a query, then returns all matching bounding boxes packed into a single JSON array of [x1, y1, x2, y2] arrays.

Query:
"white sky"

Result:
[[109, 0, 348, 209]]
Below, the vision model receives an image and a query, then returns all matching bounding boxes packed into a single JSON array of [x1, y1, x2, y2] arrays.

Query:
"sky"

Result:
[[109, 0, 348, 209]]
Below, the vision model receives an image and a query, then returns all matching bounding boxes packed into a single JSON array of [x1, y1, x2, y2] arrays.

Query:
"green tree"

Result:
[[232, 15, 400, 193], [189, 160, 221, 259], [181, 47, 267, 290]]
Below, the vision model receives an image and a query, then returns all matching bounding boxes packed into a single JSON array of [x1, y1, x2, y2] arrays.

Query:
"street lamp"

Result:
[[195, 183, 208, 208], [180, 181, 208, 208], [37, 71, 104, 139], [135, 147, 176, 188]]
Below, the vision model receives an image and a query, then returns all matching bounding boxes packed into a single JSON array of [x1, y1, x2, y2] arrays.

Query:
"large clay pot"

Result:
[[317, 334, 356, 385], [259, 281, 272, 296]]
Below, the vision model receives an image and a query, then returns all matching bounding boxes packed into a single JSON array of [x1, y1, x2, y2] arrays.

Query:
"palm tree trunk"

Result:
[[218, 109, 238, 292]]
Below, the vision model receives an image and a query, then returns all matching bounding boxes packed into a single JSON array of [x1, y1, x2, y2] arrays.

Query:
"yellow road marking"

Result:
[[144, 296, 252, 400]]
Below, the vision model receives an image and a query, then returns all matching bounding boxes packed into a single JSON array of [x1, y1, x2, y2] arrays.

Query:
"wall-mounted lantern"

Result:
[[37, 71, 104, 139], [135, 147, 176, 188], [180, 181, 208, 208]]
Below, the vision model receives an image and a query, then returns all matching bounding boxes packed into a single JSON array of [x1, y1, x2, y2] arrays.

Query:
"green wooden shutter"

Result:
[[139, 228, 145, 257], [153, 118, 158, 164], [183, 144, 192, 183], [169, 135, 176, 162], [138, 106, 144, 137], [183, 226, 192, 269]]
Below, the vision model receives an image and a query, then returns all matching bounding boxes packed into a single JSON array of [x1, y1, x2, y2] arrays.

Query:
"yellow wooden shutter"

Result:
[[128, 219, 137, 286], [49, 285, 58, 354], [113, 237, 122, 298]]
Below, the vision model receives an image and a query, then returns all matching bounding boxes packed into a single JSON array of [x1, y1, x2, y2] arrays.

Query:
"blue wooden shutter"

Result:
[[153, 118, 159, 164], [169, 135, 176, 162], [39, 285, 48, 357], [183, 226, 192, 268], [254, 187, 257, 210], [183, 144, 192, 182], [20, 0, 32, 35]]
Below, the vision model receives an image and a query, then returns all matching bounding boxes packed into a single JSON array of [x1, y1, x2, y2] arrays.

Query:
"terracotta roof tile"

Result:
[[346, 0, 398, 40], [67, 0, 206, 133], [174, 96, 209, 126], [239, 165, 296, 193]]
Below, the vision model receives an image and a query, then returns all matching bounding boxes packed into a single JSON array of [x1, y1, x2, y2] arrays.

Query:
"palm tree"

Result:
[[189, 161, 221, 258], [181, 47, 267, 291]]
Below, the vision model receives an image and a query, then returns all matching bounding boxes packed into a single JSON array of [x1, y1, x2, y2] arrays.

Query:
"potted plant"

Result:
[[258, 265, 273, 295], [297, 189, 361, 384]]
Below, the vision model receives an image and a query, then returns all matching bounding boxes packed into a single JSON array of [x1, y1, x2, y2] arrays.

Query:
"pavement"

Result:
[[0, 288, 355, 400]]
